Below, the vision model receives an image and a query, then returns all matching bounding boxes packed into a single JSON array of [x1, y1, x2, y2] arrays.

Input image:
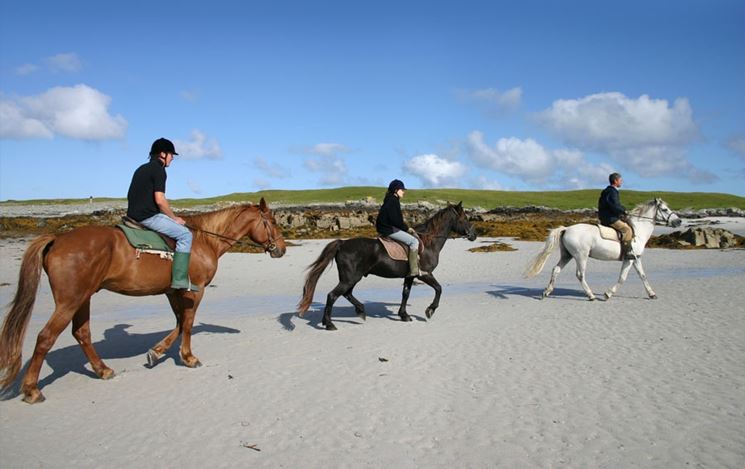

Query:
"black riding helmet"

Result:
[[388, 179, 406, 193], [149, 137, 179, 157]]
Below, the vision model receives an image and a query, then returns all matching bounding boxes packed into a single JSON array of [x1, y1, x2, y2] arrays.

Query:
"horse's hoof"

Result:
[[326, 322, 338, 331], [588, 296, 596, 301], [98, 367, 115, 380], [181, 356, 202, 368], [356, 311, 366, 321], [400, 314, 413, 322], [649, 294, 657, 300], [604, 292, 612, 300], [22, 390, 45, 404], [425, 307, 435, 319], [146, 350, 161, 368]]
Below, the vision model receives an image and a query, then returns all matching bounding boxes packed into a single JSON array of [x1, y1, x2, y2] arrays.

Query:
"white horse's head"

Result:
[[653, 198, 682, 227], [629, 198, 682, 228]]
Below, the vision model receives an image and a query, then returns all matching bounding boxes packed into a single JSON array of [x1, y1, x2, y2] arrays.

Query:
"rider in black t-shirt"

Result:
[[126, 138, 199, 291]]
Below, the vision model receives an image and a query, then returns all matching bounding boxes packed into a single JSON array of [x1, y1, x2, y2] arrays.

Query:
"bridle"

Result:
[[629, 201, 674, 225], [186, 210, 279, 253]]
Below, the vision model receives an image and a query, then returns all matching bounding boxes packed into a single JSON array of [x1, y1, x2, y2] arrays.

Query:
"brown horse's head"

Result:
[[251, 198, 286, 258]]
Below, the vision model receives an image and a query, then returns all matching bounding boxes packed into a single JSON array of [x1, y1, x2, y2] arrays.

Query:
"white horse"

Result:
[[524, 198, 682, 301]]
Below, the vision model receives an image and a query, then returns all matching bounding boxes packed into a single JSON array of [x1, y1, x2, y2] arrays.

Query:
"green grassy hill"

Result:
[[2, 187, 744, 210]]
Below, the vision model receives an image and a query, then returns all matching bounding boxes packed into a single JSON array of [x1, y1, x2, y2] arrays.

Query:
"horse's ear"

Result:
[[457, 201, 463, 209], [259, 197, 268, 212]]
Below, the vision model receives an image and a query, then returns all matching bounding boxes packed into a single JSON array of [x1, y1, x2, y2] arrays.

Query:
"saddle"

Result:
[[117, 216, 176, 259], [595, 223, 623, 242], [378, 233, 424, 261]]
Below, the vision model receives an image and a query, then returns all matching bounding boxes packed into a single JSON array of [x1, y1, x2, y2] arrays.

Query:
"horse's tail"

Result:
[[0, 234, 55, 389], [297, 239, 343, 316], [523, 226, 566, 278]]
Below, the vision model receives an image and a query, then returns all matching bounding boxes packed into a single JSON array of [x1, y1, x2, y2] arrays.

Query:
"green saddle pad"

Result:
[[117, 225, 173, 252]]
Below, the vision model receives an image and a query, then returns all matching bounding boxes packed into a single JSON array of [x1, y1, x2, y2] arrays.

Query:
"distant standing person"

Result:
[[127, 137, 199, 291], [598, 172, 634, 259], [376, 179, 422, 276]]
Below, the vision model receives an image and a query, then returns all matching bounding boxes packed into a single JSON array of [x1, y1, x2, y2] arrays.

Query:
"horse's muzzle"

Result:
[[268, 244, 286, 258], [670, 218, 682, 228]]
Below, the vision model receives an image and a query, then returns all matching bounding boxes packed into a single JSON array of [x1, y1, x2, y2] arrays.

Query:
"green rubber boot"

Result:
[[171, 252, 199, 292]]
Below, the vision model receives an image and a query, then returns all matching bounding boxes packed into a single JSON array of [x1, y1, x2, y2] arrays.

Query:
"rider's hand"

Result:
[[408, 227, 416, 235], [174, 216, 186, 225]]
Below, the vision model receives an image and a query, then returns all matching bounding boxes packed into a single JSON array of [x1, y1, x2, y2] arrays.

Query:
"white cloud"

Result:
[[307, 143, 351, 156], [174, 130, 223, 160], [44, 53, 82, 73], [466, 131, 554, 182], [187, 179, 202, 194], [472, 176, 505, 190], [458, 86, 522, 115], [0, 84, 127, 140], [535, 92, 713, 182], [254, 156, 290, 178], [15, 63, 38, 76], [466, 131, 620, 189], [403, 153, 466, 187], [304, 154, 348, 186]]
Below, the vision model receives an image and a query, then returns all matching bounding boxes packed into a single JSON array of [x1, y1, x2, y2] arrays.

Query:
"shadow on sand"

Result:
[[486, 284, 592, 301], [0, 322, 240, 400], [277, 300, 427, 331]]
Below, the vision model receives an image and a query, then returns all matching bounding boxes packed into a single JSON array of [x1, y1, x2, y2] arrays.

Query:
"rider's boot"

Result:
[[407, 249, 421, 277], [623, 240, 637, 260], [171, 252, 200, 292]]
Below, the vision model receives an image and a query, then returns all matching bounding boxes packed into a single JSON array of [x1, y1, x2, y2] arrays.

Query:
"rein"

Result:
[[186, 211, 278, 252]]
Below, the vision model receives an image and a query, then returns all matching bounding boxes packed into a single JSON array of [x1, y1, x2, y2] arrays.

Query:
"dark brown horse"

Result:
[[0, 198, 286, 403], [298, 202, 477, 330]]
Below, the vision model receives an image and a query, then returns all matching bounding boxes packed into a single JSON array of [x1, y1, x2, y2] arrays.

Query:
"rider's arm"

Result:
[[154, 192, 186, 224]]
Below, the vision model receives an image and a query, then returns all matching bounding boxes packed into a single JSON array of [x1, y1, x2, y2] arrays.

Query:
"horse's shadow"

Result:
[[278, 300, 424, 331], [487, 284, 592, 301], [0, 322, 239, 400]]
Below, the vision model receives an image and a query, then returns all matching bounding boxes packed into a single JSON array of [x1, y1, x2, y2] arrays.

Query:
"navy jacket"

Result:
[[598, 185, 626, 226], [376, 193, 409, 236]]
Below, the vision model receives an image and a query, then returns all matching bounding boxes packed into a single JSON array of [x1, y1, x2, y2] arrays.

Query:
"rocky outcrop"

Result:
[[651, 227, 741, 249]]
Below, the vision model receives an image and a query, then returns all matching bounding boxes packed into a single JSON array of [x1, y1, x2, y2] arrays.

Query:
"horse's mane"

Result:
[[414, 205, 457, 246], [628, 199, 658, 217], [183, 204, 255, 241]]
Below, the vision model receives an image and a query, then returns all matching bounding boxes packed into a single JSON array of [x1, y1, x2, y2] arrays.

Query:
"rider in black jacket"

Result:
[[376, 179, 422, 276], [598, 172, 635, 258]]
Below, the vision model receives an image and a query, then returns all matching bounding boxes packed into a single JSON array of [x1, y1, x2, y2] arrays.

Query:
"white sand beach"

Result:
[[1, 235, 744, 468]]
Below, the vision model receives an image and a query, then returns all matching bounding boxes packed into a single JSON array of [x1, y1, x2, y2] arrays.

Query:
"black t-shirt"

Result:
[[127, 158, 166, 221]]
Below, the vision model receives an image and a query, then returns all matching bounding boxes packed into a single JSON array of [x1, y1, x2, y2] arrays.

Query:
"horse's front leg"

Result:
[[632, 258, 657, 299], [417, 274, 442, 319], [397, 277, 415, 322], [147, 292, 185, 367], [604, 259, 634, 300], [177, 291, 205, 368]]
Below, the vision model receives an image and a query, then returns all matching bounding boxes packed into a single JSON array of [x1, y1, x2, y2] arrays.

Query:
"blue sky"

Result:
[[1, 0, 744, 201]]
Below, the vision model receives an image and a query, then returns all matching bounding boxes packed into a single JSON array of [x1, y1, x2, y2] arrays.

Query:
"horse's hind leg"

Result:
[[71, 298, 114, 379], [323, 278, 360, 331], [543, 253, 571, 298], [397, 277, 415, 322], [343, 287, 366, 321], [575, 256, 596, 301], [21, 303, 81, 403], [147, 292, 184, 367], [604, 259, 634, 300]]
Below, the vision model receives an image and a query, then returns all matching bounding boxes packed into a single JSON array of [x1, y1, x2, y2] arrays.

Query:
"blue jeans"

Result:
[[388, 229, 419, 251], [139, 213, 193, 253]]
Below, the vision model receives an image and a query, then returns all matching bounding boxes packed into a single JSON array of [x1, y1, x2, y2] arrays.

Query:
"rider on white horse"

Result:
[[598, 172, 635, 259]]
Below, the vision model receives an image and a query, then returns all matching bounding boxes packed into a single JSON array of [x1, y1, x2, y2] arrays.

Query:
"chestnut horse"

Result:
[[0, 198, 286, 403]]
